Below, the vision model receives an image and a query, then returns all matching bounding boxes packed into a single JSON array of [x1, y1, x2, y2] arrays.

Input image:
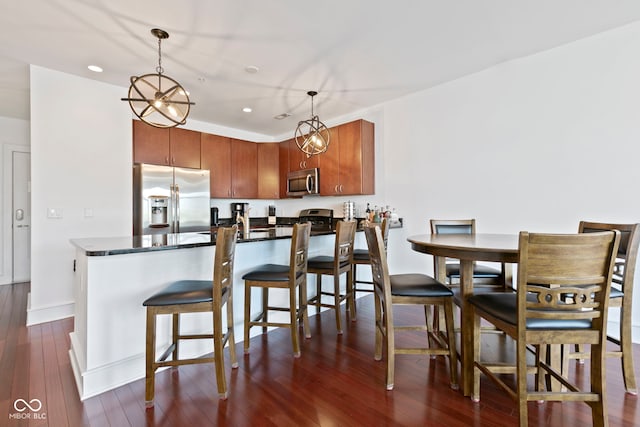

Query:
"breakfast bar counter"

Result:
[[68, 226, 344, 400]]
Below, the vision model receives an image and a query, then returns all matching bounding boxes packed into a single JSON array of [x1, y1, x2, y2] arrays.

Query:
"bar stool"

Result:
[[352, 218, 389, 296], [307, 220, 357, 334], [364, 224, 458, 390], [143, 225, 238, 405], [243, 222, 311, 357]]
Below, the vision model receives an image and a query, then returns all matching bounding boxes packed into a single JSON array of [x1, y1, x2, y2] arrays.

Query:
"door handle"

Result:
[[15, 209, 24, 221]]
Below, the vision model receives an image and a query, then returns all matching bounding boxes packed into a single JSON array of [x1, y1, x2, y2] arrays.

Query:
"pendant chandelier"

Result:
[[121, 28, 194, 128], [294, 91, 330, 156]]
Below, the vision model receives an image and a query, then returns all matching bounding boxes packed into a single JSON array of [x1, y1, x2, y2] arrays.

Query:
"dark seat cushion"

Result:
[[242, 264, 291, 282], [446, 263, 501, 279], [390, 274, 453, 297], [468, 292, 592, 330], [143, 280, 219, 306], [308, 255, 350, 270], [353, 249, 370, 262]]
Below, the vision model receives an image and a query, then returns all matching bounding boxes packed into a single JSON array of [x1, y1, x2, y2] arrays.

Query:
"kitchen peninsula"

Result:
[[68, 226, 357, 400]]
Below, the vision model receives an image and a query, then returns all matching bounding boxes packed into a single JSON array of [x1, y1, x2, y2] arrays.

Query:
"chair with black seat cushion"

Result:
[[469, 230, 620, 427], [430, 219, 507, 289], [307, 220, 357, 334], [242, 222, 311, 357], [352, 218, 389, 297], [563, 221, 640, 395], [364, 224, 458, 390], [143, 225, 239, 406]]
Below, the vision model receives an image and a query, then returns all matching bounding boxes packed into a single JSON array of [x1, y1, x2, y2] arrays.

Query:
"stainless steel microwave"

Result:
[[287, 168, 319, 197]]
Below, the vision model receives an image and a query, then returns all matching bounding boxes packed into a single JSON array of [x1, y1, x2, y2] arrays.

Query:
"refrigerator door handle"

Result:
[[174, 184, 180, 233]]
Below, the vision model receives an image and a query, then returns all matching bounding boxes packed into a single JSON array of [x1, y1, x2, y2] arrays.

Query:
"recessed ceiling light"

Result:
[[87, 65, 103, 73], [245, 65, 259, 74], [242, 107, 252, 113], [274, 113, 291, 120]]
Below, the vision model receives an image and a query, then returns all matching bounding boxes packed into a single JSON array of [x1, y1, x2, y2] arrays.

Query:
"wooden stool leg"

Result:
[[145, 308, 157, 407], [261, 287, 269, 334], [244, 283, 251, 354], [299, 278, 311, 339], [347, 267, 356, 322], [226, 294, 238, 369], [315, 274, 322, 312], [172, 313, 179, 362], [619, 318, 638, 394], [290, 286, 301, 357], [590, 343, 608, 427], [213, 306, 228, 399], [334, 273, 343, 334], [443, 300, 458, 389]]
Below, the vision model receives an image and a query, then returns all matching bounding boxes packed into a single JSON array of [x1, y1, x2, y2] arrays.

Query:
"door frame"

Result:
[[2, 144, 30, 285]]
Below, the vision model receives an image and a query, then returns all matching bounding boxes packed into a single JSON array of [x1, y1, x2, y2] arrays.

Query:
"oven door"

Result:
[[287, 168, 319, 196]]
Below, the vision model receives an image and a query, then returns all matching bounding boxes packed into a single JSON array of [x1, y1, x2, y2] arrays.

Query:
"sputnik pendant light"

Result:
[[294, 91, 330, 156], [122, 28, 194, 128]]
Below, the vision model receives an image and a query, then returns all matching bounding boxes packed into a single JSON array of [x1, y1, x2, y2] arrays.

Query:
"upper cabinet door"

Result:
[[169, 127, 201, 169], [318, 127, 340, 195], [288, 139, 319, 172], [231, 139, 258, 199], [338, 120, 374, 195], [278, 141, 289, 198], [201, 133, 232, 198], [257, 143, 280, 199], [132, 120, 170, 165]]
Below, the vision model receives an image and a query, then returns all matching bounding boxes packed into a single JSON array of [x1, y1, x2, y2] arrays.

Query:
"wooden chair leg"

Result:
[[386, 306, 395, 391], [516, 335, 529, 427], [244, 283, 251, 354], [226, 296, 238, 369], [443, 300, 458, 389], [374, 293, 383, 361], [334, 273, 343, 334], [348, 269, 356, 322], [261, 286, 269, 334], [315, 274, 322, 313], [471, 308, 481, 403], [299, 279, 311, 339], [213, 307, 228, 399], [172, 313, 179, 362], [290, 285, 301, 357], [590, 343, 608, 427], [145, 308, 157, 407], [619, 318, 638, 394]]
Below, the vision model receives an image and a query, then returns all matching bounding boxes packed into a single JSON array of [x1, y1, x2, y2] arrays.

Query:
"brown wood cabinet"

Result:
[[257, 143, 280, 199], [230, 139, 258, 199], [132, 120, 201, 168], [278, 141, 289, 198], [319, 119, 375, 196], [201, 133, 232, 198], [288, 139, 319, 172]]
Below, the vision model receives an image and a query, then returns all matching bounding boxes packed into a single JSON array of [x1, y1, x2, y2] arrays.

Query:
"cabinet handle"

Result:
[[334, 185, 339, 193], [339, 184, 344, 193], [172, 157, 176, 164], [165, 156, 169, 164]]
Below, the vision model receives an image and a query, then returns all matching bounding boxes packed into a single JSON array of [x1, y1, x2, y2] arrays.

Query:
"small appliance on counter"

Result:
[[298, 208, 334, 231], [268, 205, 277, 225], [231, 202, 249, 220], [343, 201, 355, 220], [210, 207, 219, 226]]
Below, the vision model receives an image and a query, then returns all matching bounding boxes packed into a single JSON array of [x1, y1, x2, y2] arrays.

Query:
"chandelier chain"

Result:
[[156, 37, 164, 75]]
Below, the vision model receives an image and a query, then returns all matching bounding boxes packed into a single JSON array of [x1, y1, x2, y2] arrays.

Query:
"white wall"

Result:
[[380, 22, 640, 340], [28, 66, 132, 324]]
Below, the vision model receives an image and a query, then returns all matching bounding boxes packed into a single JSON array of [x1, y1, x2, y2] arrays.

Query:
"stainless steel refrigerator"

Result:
[[133, 163, 211, 235]]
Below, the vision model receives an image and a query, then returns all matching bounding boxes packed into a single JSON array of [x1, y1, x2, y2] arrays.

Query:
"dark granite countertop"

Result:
[[70, 226, 334, 257]]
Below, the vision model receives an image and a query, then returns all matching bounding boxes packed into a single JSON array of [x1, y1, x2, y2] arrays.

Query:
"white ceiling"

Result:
[[2, 0, 640, 138]]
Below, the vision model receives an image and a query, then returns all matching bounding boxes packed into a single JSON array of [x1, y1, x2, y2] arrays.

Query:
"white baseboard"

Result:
[[26, 292, 74, 325]]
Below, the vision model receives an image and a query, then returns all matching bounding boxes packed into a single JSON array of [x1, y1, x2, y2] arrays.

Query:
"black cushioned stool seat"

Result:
[[353, 248, 370, 262], [143, 280, 224, 306], [242, 264, 292, 282], [390, 274, 453, 298]]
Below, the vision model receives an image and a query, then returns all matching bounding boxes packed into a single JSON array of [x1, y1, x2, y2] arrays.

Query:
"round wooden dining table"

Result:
[[407, 233, 519, 397]]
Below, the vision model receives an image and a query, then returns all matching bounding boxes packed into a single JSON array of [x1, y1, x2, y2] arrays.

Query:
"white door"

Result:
[[12, 151, 30, 282]]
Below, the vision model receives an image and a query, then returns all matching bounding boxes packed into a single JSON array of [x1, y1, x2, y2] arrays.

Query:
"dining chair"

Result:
[[307, 220, 357, 334], [242, 222, 312, 357], [469, 230, 620, 427], [563, 221, 640, 395], [143, 225, 239, 405], [429, 219, 507, 289], [351, 218, 389, 295], [364, 224, 458, 390]]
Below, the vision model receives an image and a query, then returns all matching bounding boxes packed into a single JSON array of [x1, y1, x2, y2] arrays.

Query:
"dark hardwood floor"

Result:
[[1, 282, 639, 426]]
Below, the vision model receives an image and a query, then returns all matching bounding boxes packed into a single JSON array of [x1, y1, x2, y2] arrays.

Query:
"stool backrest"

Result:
[[363, 224, 393, 318], [517, 230, 619, 329], [214, 225, 238, 300], [291, 222, 312, 280], [335, 220, 357, 268]]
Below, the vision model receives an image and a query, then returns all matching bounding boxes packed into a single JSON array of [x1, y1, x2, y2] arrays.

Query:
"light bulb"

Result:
[[168, 105, 177, 117]]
